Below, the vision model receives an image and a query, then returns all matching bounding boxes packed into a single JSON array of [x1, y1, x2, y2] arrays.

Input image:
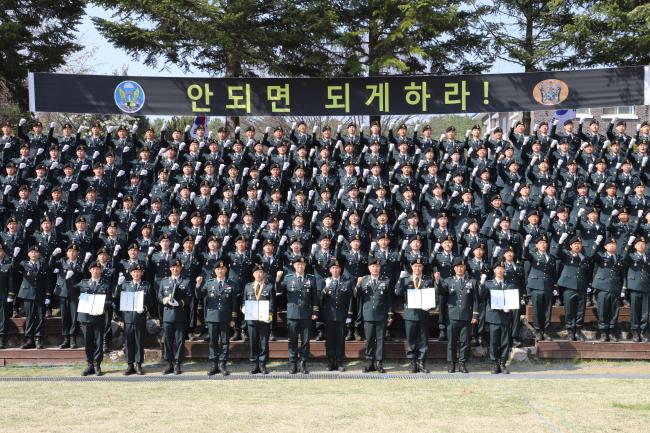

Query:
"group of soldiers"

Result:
[[0, 114, 649, 376]]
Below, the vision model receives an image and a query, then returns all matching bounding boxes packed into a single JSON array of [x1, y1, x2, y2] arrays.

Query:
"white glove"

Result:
[[19, 163, 26, 170], [492, 246, 502, 258], [229, 213, 238, 223], [65, 270, 75, 280], [84, 252, 92, 263], [38, 184, 46, 195], [310, 244, 318, 255], [279, 235, 287, 246], [94, 222, 103, 232], [492, 218, 500, 229], [480, 274, 487, 285], [92, 150, 100, 160], [611, 209, 619, 217], [550, 211, 556, 220], [55, 217, 63, 226], [365, 204, 373, 214], [308, 190, 315, 200], [184, 125, 191, 133], [80, 164, 88, 171], [580, 141, 589, 150], [52, 248, 62, 257], [180, 211, 187, 220], [553, 290, 559, 296], [107, 125, 116, 133], [44, 298, 51, 306], [129, 222, 137, 232], [401, 239, 409, 250], [291, 122, 297, 130], [265, 126, 271, 134], [13, 247, 20, 258], [595, 235, 603, 245], [429, 218, 437, 228], [205, 214, 212, 224], [3, 143, 10, 149], [529, 156, 538, 167], [551, 139, 558, 149], [168, 298, 179, 307], [519, 210, 526, 221], [113, 244, 122, 256], [251, 238, 259, 250], [19, 118, 27, 126], [37, 147, 44, 156], [391, 185, 400, 194], [461, 222, 469, 232], [336, 124, 342, 133], [312, 125, 318, 134], [587, 163, 594, 173], [451, 190, 459, 198], [190, 192, 196, 201], [642, 157, 648, 168], [155, 214, 162, 224], [524, 234, 532, 247], [117, 170, 125, 177], [541, 186, 547, 195], [421, 184, 430, 194], [578, 207, 586, 217], [628, 236, 636, 246], [3, 185, 11, 195], [25, 219, 33, 228], [559, 233, 568, 244], [161, 121, 168, 132], [147, 246, 155, 256], [140, 169, 148, 176], [432, 242, 441, 253], [398, 212, 407, 221], [360, 123, 367, 132], [463, 247, 471, 257], [173, 242, 180, 253], [312, 210, 319, 221], [564, 182, 572, 190], [336, 234, 344, 244]]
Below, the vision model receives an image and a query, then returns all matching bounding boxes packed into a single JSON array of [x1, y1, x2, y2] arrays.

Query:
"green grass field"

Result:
[[2, 361, 650, 433]]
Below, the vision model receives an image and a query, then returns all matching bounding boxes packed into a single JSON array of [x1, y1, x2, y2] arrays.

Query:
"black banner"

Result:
[[28, 66, 650, 116]]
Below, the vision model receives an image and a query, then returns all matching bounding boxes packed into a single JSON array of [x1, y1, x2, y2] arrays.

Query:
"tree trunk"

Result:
[[522, 9, 535, 134]]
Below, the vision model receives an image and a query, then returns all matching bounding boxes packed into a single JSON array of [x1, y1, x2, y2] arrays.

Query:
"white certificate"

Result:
[[407, 287, 436, 310], [120, 291, 144, 312], [491, 289, 519, 311], [244, 300, 270, 322], [78, 293, 106, 316]]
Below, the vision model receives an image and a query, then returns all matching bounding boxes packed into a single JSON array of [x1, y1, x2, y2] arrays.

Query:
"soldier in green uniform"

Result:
[[395, 257, 433, 373], [114, 264, 150, 375], [51, 244, 84, 349], [244, 264, 274, 374], [318, 259, 354, 372], [556, 235, 593, 341], [592, 237, 625, 341], [195, 260, 238, 376], [356, 258, 394, 373], [0, 243, 14, 349], [480, 261, 513, 374], [78, 261, 111, 376], [276, 256, 319, 374], [524, 234, 556, 341], [15, 245, 50, 349], [434, 258, 478, 373], [623, 236, 650, 342], [158, 259, 192, 374]]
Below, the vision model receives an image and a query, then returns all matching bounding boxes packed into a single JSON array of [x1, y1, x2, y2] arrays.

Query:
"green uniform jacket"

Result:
[[356, 275, 392, 322], [277, 273, 319, 320], [157, 276, 192, 323], [592, 252, 625, 293], [77, 279, 110, 323], [394, 275, 434, 322], [16, 260, 51, 300], [436, 276, 478, 322], [318, 277, 354, 322], [623, 250, 650, 293], [196, 278, 238, 323], [114, 280, 150, 325], [479, 280, 515, 325]]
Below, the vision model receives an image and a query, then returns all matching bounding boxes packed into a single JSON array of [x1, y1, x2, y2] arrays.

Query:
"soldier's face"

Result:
[[90, 267, 102, 278], [294, 262, 306, 273], [453, 265, 465, 276], [605, 243, 617, 253], [7, 222, 16, 232], [215, 267, 227, 278], [564, 123, 574, 132], [494, 266, 505, 278], [635, 242, 646, 253], [540, 125, 548, 133], [19, 190, 28, 199], [369, 263, 380, 275], [41, 221, 52, 231], [411, 263, 423, 275], [131, 269, 143, 281], [474, 248, 485, 258], [515, 124, 525, 133], [117, 130, 127, 138], [2, 126, 12, 135], [330, 266, 341, 277], [350, 240, 361, 250], [0, 248, 5, 258], [570, 242, 582, 253], [170, 265, 181, 276], [536, 241, 548, 252], [128, 249, 138, 259], [33, 126, 43, 134], [28, 250, 40, 260], [160, 239, 171, 250], [253, 269, 265, 281]]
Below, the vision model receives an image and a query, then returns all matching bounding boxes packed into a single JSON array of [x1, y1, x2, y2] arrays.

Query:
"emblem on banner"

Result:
[[533, 79, 569, 106], [114, 80, 145, 113]]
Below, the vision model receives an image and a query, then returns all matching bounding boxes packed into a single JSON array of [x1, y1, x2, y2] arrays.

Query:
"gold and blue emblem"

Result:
[[114, 80, 145, 113]]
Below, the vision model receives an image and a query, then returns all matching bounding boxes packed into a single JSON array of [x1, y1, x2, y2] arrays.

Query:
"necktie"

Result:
[[415, 276, 420, 287]]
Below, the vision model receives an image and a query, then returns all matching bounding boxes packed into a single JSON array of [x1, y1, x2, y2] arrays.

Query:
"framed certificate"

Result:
[[78, 293, 106, 316], [406, 287, 436, 310], [119, 291, 144, 312], [490, 289, 519, 310], [244, 300, 270, 322]]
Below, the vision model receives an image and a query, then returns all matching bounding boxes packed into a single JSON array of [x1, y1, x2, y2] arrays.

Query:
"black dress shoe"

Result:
[[512, 338, 522, 347], [458, 363, 469, 374], [70, 339, 78, 349], [82, 363, 95, 376], [136, 364, 145, 375], [543, 333, 553, 342], [260, 363, 269, 375], [362, 361, 375, 373], [289, 362, 298, 374], [438, 330, 447, 342], [470, 337, 479, 347], [103, 343, 109, 353], [300, 361, 309, 374], [219, 361, 229, 376], [384, 330, 392, 342], [337, 364, 346, 372], [376, 362, 386, 373], [315, 330, 325, 341], [21, 339, 35, 349], [163, 363, 174, 375], [642, 334, 650, 343], [0, 337, 5, 349], [417, 361, 430, 374], [243, 331, 249, 342], [269, 331, 277, 341], [447, 362, 456, 373], [633, 332, 642, 343], [575, 330, 586, 341], [327, 363, 336, 372], [174, 363, 182, 375], [609, 333, 619, 342], [345, 329, 354, 341], [409, 360, 418, 373], [568, 330, 576, 341], [355, 329, 364, 341], [599, 333, 608, 342], [250, 362, 261, 375], [500, 363, 510, 374], [124, 364, 136, 376], [533, 330, 543, 341], [59, 338, 70, 349], [95, 364, 103, 376], [491, 362, 500, 374], [231, 330, 242, 341], [208, 362, 219, 376]]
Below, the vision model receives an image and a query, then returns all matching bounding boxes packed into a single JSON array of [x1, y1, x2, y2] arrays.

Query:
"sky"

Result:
[[78, 5, 521, 78]]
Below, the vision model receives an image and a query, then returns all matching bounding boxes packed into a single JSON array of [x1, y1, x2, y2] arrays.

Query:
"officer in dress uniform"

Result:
[[524, 234, 556, 341], [78, 261, 111, 376], [623, 236, 650, 342], [276, 256, 318, 374], [51, 244, 84, 349], [14, 244, 50, 349], [243, 264, 275, 374], [158, 258, 192, 374], [556, 235, 593, 341], [356, 258, 393, 373], [395, 257, 434, 373], [318, 259, 353, 372], [195, 260, 237, 376], [480, 261, 514, 374], [435, 258, 478, 374], [592, 237, 625, 341], [0, 243, 14, 349], [114, 264, 150, 375]]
